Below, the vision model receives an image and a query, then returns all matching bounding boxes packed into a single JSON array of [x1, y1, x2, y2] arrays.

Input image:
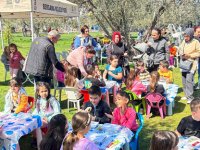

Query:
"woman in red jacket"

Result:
[[9, 43, 25, 78]]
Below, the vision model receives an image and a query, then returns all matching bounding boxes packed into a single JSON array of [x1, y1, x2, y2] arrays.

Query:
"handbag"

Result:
[[179, 59, 192, 72], [146, 41, 160, 69], [179, 43, 193, 72]]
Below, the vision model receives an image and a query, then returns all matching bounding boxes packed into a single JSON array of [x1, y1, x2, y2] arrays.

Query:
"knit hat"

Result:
[[184, 28, 194, 40]]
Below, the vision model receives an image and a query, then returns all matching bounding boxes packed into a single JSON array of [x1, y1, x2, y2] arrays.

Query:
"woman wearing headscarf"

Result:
[[146, 28, 169, 72], [179, 28, 200, 103], [106, 31, 129, 76]]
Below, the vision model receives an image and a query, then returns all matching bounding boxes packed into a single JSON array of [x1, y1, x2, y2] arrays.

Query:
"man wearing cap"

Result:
[[24, 30, 65, 84]]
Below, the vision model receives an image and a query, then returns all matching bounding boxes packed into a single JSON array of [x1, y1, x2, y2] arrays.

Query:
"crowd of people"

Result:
[[1, 24, 200, 150]]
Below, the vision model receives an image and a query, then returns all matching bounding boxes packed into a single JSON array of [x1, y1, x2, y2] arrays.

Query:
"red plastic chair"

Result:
[[80, 90, 90, 103], [80, 89, 106, 104], [145, 93, 166, 119], [24, 96, 35, 113]]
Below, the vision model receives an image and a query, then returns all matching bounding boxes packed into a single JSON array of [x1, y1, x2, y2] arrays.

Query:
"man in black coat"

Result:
[[24, 30, 65, 84]]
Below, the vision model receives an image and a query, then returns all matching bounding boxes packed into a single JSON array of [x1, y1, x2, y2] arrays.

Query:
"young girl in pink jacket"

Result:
[[9, 43, 24, 78], [105, 91, 138, 131], [126, 68, 146, 97]]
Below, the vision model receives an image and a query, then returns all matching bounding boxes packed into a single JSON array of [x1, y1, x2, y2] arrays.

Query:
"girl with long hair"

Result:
[[40, 114, 68, 150], [61, 111, 99, 150], [147, 71, 164, 95]]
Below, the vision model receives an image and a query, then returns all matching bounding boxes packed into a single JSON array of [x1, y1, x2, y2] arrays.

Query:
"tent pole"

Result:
[[30, 11, 34, 41], [77, 17, 80, 33], [0, 17, 4, 50]]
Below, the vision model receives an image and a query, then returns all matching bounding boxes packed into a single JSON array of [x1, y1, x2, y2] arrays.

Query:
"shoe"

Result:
[[181, 97, 187, 100]]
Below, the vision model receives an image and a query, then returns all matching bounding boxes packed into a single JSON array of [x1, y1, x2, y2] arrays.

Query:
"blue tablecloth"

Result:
[[69, 122, 134, 150], [178, 136, 200, 150], [0, 113, 42, 150]]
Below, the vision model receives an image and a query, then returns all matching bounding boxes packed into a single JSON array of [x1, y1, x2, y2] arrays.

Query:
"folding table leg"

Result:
[[36, 128, 42, 150], [167, 103, 173, 116]]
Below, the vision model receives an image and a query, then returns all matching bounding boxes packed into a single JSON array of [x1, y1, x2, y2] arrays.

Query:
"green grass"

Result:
[[0, 33, 199, 150]]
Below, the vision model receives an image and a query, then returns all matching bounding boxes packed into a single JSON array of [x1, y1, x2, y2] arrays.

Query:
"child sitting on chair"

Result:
[[158, 60, 173, 84], [105, 91, 138, 131], [84, 85, 112, 124], [150, 130, 179, 150], [147, 71, 165, 95], [61, 111, 99, 150], [93, 63, 102, 79], [125, 68, 146, 97], [175, 98, 200, 138], [136, 60, 150, 81], [103, 55, 123, 85], [40, 114, 68, 150], [83, 64, 105, 89], [64, 66, 83, 99], [33, 82, 61, 130], [4, 77, 29, 114], [56, 59, 68, 87]]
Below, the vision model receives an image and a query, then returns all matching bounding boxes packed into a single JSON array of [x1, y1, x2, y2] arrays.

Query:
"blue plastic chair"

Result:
[[129, 113, 144, 150]]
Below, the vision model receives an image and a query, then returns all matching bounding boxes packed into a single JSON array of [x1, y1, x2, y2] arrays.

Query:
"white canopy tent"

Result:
[[0, 0, 79, 50]]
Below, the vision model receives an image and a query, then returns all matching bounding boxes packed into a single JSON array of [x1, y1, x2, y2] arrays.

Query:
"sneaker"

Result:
[[181, 97, 187, 100]]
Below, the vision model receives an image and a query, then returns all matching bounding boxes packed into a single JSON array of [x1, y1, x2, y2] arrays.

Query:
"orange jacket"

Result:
[[169, 47, 177, 56], [15, 94, 29, 114]]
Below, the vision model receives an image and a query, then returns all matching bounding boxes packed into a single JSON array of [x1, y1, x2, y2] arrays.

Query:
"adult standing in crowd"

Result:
[[179, 28, 200, 103], [74, 25, 97, 49], [67, 46, 96, 79], [194, 26, 200, 90], [146, 28, 169, 72], [24, 30, 65, 84], [106, 31, 129, 77]]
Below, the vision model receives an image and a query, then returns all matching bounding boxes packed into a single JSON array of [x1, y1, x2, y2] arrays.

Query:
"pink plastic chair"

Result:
[[145, 93, 166, 119]]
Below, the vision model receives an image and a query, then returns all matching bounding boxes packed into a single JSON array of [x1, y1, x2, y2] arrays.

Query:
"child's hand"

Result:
[[91, 116, 96, 121], [108, 71, 113, 76], [85, 107, 92, 113], [105, 113, 113, 120], [42, 118, 48, 126], [166, 78, 171, 84], [10, 53, 13, 58]]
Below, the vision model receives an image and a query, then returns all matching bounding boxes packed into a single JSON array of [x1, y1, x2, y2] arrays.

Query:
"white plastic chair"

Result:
[[101, 46, 108, 64], [64, 86, 83, 112]]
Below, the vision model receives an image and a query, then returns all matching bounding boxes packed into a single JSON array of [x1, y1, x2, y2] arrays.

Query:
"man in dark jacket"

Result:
[[84, 85, 112, 124], [24, 30, 65, 84]]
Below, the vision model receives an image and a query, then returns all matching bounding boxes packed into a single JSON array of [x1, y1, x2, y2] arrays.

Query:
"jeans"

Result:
[[169, 56, 174, 66], [182, 72, 194, 101]]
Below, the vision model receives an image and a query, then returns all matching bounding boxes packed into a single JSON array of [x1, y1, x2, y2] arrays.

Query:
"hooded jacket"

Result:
[[147, 37, 169, 65], [179, 28, 200, 73]]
